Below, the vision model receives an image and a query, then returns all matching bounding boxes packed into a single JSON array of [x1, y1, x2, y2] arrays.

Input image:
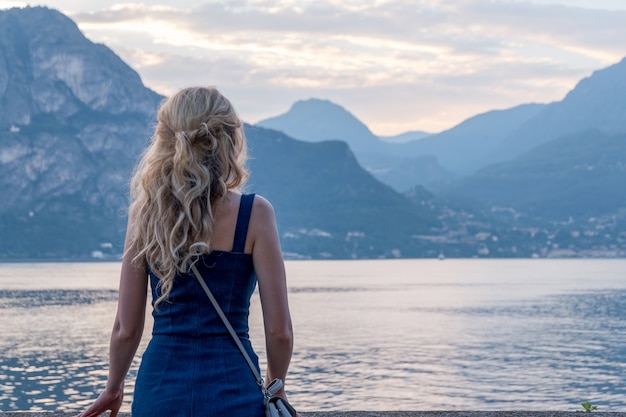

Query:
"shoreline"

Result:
[[2, 412, 626, 417]]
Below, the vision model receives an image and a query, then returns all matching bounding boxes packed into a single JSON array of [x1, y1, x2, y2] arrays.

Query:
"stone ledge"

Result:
[[1, 412, 625, 417]]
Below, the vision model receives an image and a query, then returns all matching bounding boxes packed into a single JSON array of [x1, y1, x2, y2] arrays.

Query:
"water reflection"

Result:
[[1, 261, 626, 412], [0, 288, 141, 412], [289, 287, 366, 293], [0, 289, 118, 308]]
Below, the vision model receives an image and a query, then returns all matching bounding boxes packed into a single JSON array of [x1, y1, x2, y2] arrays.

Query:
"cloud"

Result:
[[463, 1, 626, 62], [48, 0, 626, 132]]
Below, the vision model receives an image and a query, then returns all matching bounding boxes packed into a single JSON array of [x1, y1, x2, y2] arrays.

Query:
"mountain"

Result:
[[379, 130, 431, 143], [424, 57, 626, 226], [256, 98, 456, 190], [435, 130, 626, 221], [357, 153, 457, 192], [245, 125, 440, 258], [0, 6, 161, 128], [490, 58, 626, 164], [0, 7, 440, 260], [391, 103, 547, 174], [0, 6, 163, 259], [256, 98, 386, 153]]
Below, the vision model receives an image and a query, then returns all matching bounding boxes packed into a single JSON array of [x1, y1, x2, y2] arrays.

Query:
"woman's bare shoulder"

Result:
[[247, 194, 279, 252], [251, 194, 275, 218]]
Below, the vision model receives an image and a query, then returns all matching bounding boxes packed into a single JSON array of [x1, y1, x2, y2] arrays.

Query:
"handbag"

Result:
[[191, 264, 297, 417]]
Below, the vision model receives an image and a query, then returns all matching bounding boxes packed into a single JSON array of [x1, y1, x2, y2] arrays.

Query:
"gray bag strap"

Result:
[[191, 263, 265, 388]]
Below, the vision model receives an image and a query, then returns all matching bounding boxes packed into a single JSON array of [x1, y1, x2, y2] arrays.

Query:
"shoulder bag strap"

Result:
[[191, 263, 265, 389]]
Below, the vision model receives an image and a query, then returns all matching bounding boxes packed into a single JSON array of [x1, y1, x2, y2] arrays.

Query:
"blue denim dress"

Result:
[[132, 194, 265, 417]]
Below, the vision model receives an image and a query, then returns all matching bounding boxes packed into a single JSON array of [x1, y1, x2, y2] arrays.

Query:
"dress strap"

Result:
[[232, 193, 255, 253]]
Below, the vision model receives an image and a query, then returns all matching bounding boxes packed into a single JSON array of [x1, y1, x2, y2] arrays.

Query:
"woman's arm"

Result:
[[249, 196, 294, 398], [76, 218, 148, 417]]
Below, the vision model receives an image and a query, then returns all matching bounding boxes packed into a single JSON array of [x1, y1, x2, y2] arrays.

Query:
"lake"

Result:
[[1, 259, 625, 412]]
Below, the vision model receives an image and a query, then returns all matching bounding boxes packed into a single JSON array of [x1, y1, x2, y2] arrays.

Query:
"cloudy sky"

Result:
[[2, 0, 626, 134]]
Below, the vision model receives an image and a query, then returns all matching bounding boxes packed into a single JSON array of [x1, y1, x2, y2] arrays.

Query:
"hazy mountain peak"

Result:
[[565, 57, 626, 101], [289, 97, 354, 117], [559, 57, 626, 128], [256, 97, 383, 151], [490, 56, 626, 163]]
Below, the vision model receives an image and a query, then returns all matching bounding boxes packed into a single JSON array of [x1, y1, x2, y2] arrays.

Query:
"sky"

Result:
[[1, 1, 626, 135]]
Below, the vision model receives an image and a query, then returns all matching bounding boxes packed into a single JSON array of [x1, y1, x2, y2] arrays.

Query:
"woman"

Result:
[[76, 87, 294, 417]]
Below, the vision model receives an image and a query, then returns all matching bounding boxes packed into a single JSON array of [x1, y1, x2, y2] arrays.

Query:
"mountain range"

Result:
[[0, 6, 440, 260], [255, 56, 626, 257], [259, 57, 626, 189], [436, 129, 626, 220], [257, 99, 458, 190], [256, 57, 626, 221], [2, 6, 626, 260]]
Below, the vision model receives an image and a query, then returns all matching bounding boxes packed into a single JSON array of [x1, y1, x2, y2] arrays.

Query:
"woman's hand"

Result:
[[75, 386, 123, 417]]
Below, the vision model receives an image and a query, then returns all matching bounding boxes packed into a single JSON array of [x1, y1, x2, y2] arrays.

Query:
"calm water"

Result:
[[1, 259, 625, 412]]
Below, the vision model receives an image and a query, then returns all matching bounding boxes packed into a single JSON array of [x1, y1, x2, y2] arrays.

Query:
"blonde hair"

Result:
[[129, 86, 248, 306]]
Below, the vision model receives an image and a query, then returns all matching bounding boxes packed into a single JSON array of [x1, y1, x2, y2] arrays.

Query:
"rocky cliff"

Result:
[[0, 6, 163, 259]]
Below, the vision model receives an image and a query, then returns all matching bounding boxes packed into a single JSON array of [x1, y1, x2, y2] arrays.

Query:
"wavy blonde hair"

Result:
[[129, 86, 249, 306]]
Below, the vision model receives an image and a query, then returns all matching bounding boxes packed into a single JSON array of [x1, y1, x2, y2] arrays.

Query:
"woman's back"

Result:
[[148, 192, 257, 338], [75, 87, 293, 417], [133, 193, 265, 417]]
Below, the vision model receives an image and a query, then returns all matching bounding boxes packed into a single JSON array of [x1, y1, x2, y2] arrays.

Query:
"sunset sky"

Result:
[[1, 0, 625, 134]]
